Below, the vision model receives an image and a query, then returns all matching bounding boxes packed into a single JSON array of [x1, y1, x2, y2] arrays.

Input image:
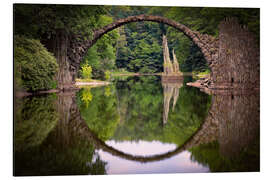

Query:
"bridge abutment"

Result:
[[211, 18, 260, 90]]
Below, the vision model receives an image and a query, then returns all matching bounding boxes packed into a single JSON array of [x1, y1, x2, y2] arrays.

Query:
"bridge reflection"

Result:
[[51, 88, 259, 164]]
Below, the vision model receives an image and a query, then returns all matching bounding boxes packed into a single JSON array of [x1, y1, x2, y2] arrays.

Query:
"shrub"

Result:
[[104, 70, 110, 80], [81, 64, 92, 79], [14, 36, 58, 91]]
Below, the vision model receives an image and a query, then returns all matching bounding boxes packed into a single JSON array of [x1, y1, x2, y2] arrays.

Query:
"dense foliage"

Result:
[[14, 4, 107, 40], [15, 125, 107, 176], [77, 86, 120, 140], [14, 36, 58, 91], [111, 7, 164, 73], [110, 6, 259, 73], [189, 140, 259, 172], [14, 94, 59, 151], [112, 76, 211, 145], [120, 22, 163, 73], [14, 93, 107, 176], [82, 15, 119, 79]]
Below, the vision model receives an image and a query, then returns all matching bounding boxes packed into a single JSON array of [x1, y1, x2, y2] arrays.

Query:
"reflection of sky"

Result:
[[97, 140, 209, 174]]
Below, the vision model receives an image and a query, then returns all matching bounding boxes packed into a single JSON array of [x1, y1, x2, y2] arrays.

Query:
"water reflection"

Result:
[[14, 76, 260, 175], [162, 80, 182, 125], [14, 95, 59, 152], [98, 141, 209, 174], [14, 93, 107, 176], [112, 76, 210, 146], [189, 92, 260, 172]]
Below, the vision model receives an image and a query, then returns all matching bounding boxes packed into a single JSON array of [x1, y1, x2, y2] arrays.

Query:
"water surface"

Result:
[[14, 75, 259, 175]]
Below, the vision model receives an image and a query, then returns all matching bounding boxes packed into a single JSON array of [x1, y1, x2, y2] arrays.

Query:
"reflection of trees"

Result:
[[112, 76, 163, 141], [14, 95, 59, 151], [14, 93, 107, 176], [105, 86, 112, 97], [77, 86, 120, 141], [112, 76, 212, 146], [15, 135, 106, 176], [189, 93, 260, 172], [162, 83, 212, 145], [81, 87, 93, 107]]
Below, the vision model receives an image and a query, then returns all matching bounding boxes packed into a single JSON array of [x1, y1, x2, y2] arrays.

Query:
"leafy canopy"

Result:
[[14, 35, 58, 91]]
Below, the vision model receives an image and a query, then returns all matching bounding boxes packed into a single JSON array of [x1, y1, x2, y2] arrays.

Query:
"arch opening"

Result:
[[80, 14, 217, 70]]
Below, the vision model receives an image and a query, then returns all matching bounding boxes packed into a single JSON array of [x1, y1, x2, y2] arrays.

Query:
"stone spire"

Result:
[[162, 83, 174, 125], [162, 35, 173, 75], [172, 86, 179, 112], [172, 49, 180, 73], [162, 81, 183, 125]]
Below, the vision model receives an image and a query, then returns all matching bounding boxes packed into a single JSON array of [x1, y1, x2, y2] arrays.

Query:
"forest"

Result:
[[14, 4, 259, 91]]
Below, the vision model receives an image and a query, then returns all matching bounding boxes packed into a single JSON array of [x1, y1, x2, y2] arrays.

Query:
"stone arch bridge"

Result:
[[58, 14, 259, 91], [59, 14, 218, 88]]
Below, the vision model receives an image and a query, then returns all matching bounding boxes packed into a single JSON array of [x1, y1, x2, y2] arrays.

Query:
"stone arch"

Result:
[[68, 14, 218, 79], [88, 14, 218, 63], [66, 15, 260, 91], [73, 102, 218, 163]]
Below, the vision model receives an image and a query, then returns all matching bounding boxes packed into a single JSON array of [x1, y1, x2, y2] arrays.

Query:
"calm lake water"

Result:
[[14, 76, 260, 176]]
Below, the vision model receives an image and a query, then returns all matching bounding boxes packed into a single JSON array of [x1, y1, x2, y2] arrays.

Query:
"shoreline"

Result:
[[15, 73, 199, 98], [111, 73, 161, 76], [186, 75, 260, 95], [15, 80, 111, 98], [74, 81, 111, 87], [111, 72, 194, 77]]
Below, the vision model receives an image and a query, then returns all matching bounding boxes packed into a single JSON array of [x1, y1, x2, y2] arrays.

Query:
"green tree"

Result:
[[14, 35, 58, 91], [81, 64, 92, 79], [77, 86, 120, 140], [14, 4, 108, 40], [82, 14, 119, 79]]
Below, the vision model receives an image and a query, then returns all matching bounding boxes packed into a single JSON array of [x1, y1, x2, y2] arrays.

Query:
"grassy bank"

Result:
[[192, 70, 211, 77]]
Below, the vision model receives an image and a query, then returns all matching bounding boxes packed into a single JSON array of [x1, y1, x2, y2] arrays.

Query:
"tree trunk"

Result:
[[42, 29, 75, 90], [54, 30, 75, 90]]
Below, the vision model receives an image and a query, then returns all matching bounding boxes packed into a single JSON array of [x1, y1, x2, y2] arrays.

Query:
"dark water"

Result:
[[14, 76, 260, 176]]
